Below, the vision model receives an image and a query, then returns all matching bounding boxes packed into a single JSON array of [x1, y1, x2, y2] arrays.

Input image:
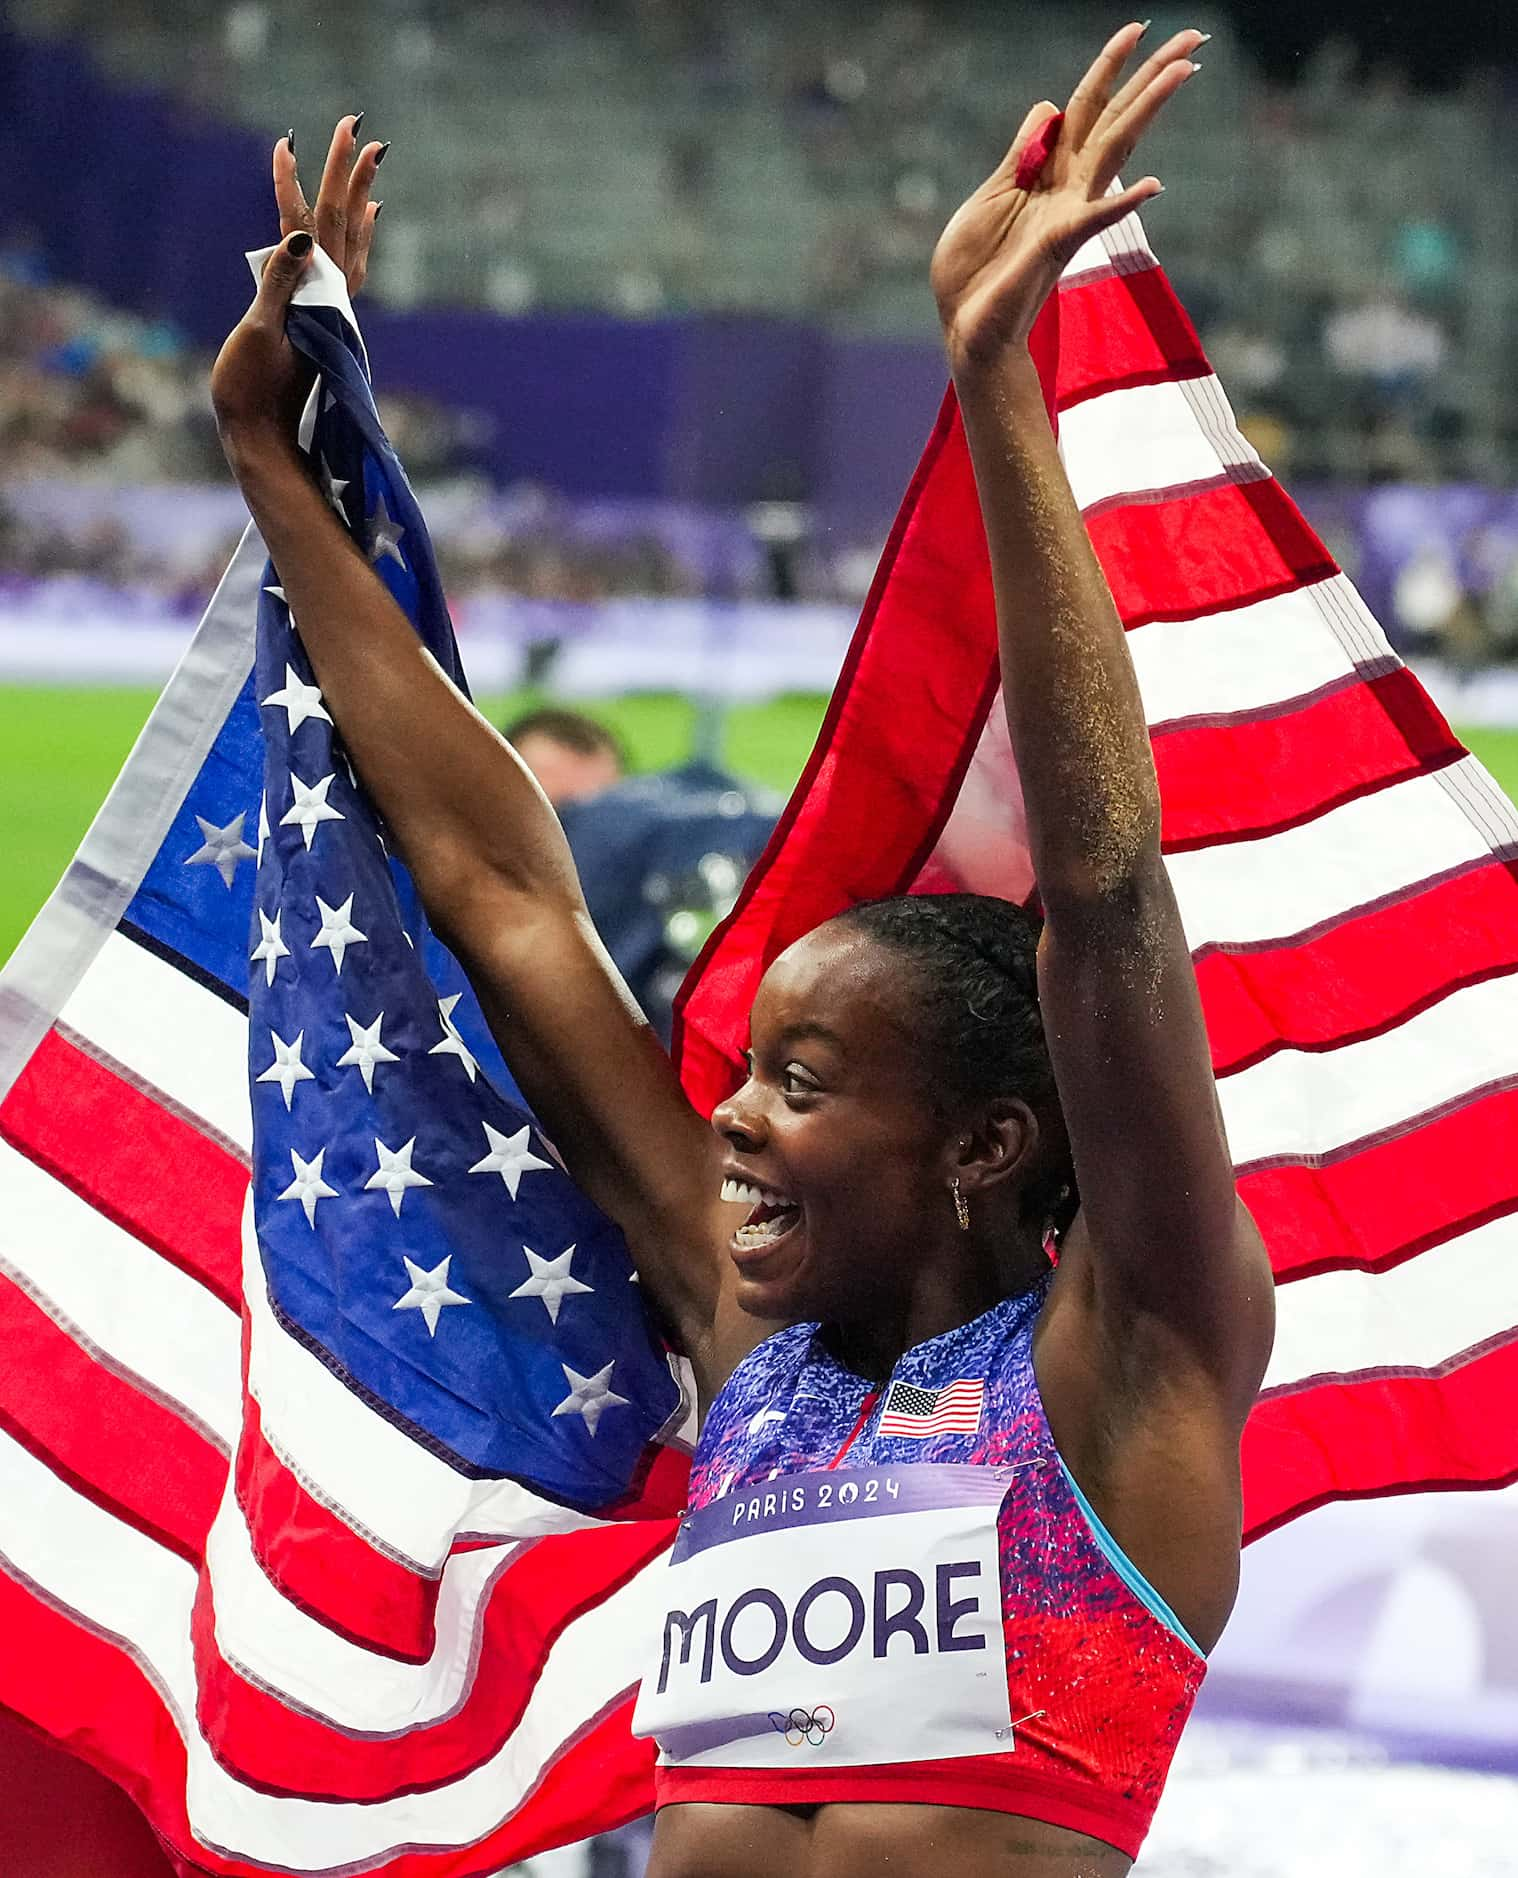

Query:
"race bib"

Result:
[[632, 1463, 1019, 1768]]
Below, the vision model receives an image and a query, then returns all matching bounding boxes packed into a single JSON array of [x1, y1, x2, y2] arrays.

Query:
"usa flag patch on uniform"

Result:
[[877, 1377, 985, 1439]]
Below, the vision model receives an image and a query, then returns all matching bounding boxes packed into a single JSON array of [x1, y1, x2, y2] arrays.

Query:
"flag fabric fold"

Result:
[[1, 206, 1516, 1877]]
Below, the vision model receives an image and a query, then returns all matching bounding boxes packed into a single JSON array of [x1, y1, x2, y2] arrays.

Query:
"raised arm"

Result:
[[210, 137, 729, 1365], [931, 27, 1273, 1421]]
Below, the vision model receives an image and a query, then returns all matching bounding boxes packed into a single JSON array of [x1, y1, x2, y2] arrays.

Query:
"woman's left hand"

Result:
[[931, 22, 1204, 376]]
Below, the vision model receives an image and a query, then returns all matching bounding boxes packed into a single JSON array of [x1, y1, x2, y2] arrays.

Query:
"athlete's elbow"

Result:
[[1037, 840, 1169, 933], [413, 838, 582, 957]]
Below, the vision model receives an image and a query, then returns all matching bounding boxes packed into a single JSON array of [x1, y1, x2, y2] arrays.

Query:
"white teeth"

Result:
[[720, 1178, 794, 1208]]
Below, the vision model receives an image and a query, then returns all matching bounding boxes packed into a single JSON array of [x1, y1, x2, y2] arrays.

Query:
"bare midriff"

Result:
[[648, 1801, 1135, 1877]]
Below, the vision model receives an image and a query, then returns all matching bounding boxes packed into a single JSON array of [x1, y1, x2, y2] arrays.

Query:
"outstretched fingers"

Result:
[[343, 141, 386, 291], [272, 117, 386, 296], [1061, 20, 1148, 153], [1099, 26, 1206, 131], [1087, 53, 1195, 199], [273, 132, 313, 239], [314, 114, 363, 267]]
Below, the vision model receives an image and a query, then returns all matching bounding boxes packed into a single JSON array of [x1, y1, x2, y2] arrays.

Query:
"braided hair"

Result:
[[832, 893, 1077, 1240]]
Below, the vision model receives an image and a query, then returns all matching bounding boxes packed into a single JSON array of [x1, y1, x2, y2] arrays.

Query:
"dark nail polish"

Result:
[[373, 200, 384, 219], [374, 141, 391, 167], [285, 127, 296, 156], [288, 231, 314, 256], [1138, 18, 1152, 34], [351, 110, 365, 139]]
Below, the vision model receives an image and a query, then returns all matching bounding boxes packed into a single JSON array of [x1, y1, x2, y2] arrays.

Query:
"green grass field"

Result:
[[3, 682, 1517, 970], [0, 685, 832, 967]]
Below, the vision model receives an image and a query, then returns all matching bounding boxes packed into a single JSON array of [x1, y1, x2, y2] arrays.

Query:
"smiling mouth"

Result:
[[721, 1178, 803, 1254]]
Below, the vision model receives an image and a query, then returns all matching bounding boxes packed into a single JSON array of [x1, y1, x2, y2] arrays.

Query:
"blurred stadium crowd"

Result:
[[17, 0, 1514, 476], [0, 240, 471, 487], [2, 0, 1517, 672]]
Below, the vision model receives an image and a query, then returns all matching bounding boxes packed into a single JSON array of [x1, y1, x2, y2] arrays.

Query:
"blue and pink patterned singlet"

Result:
[[634, 1274, 1205, 1858]]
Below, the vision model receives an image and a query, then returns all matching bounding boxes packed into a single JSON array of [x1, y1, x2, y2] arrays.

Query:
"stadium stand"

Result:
[[2, 0, 1517, 667], [9, 0, 1513, 479]]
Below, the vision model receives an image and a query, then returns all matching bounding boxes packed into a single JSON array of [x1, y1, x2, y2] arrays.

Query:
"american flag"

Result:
[[674, 202, 1518, 1548], [877, 1379, 986, 1440], [1, 201, 1517, 1874], [0, 248, 691, 1876]]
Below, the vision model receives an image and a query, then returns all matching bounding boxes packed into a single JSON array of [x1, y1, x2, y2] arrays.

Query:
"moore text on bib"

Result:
[[632, 1463, 1017, 1768]]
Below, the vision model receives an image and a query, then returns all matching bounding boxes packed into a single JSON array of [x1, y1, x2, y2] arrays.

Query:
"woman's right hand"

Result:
[[211, 115, 386, 455], [209, 232, 317, 456], [275, 115, 387, 299]]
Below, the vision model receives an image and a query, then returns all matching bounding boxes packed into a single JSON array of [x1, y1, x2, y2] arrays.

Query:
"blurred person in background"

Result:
[[505, 705, 627, 806], [505, 704, 777, 1042], [1322, 282, 1448, 414]]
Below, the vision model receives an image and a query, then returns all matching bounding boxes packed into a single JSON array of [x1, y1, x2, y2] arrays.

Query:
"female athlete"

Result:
[[210, 22, 1274, 1876]]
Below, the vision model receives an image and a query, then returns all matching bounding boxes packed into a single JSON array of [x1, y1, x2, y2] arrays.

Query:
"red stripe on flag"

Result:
[[0, 1273, 225, 1569], [1056, 265, 1210, 409], [1087, 480, 1339, 632], [1242, 1332, 1518, 1543], [602, 1436, 693, 1522], [1155, 667, 1466, 851], [234, 1383, 442, 1665], [1240, 1082, 1518, 1283], [189, 1515, 674, 1801], [0, 1029, 245, 1311], [238, 1361, 688, 1664], [0, 1564, 655, 1878], [672, 392, 1000, 1113], [1198, 857, 1518, 1077]]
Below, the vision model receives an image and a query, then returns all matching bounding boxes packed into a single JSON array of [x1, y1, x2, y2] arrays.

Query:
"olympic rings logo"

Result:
[[768, 1705, 835, 1748]]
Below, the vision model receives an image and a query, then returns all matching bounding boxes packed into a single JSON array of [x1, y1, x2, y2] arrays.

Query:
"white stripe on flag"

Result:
[[1167, 760, 1497, 952], [0, 1423, 664, 1865], [0, 1140, 240, 1448], [1130, 577, 1394, 730], [1266, 1213, 1518, 1393], [1219, 970, 1518, 1171], [0, 526, 263, 1103], [58, 931, 251, 1154], [1059, 376, 1264, 515]]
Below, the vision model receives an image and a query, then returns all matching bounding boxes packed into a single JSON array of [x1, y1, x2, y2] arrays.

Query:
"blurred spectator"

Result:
[[0, 240, 470, 488], [504, 706, 627, 805], [557, 757, 778, 1039], [8, 2, 1515, 476], [1394, 210, 1461, 304], [1323, 289, 1448, 407], [500, 705, 777, 1037], [1393, 540, 1464, 655]]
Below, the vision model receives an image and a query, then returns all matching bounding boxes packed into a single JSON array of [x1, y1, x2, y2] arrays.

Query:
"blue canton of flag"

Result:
[[244, 264, 683, 1509]]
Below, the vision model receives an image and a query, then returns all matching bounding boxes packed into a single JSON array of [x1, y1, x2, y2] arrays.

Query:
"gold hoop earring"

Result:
[[951, 1177, 971, 1233]]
